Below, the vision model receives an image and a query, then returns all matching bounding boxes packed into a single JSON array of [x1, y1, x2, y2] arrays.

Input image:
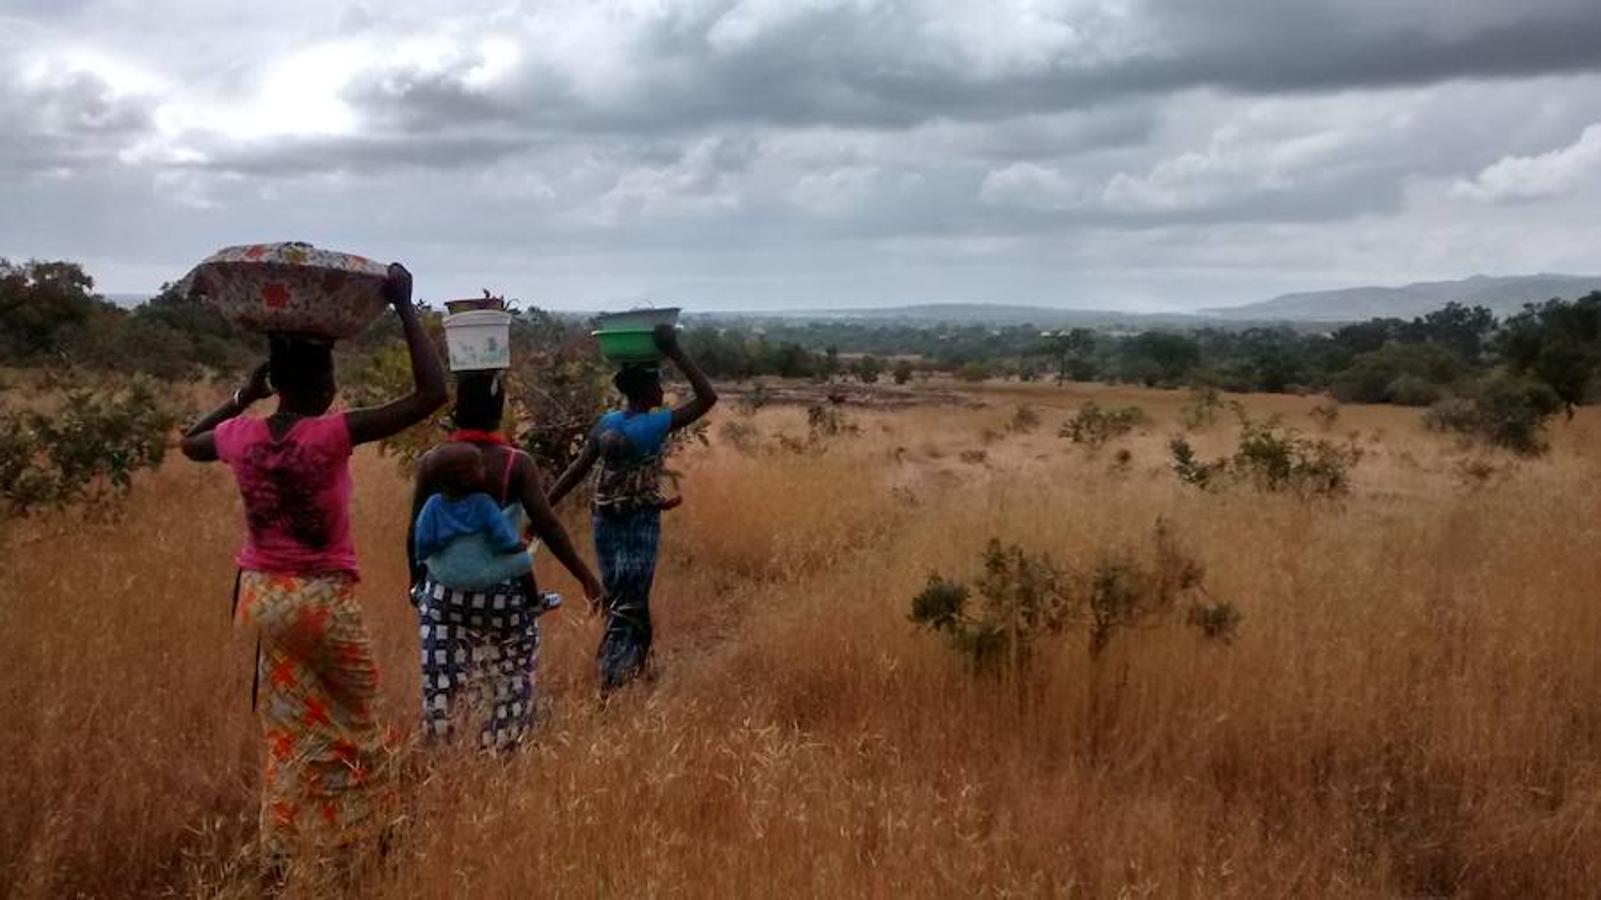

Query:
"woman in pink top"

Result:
[[181, 264, 446, 880]]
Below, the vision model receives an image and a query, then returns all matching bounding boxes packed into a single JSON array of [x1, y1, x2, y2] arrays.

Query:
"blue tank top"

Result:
[[597, 408, 673, 456]]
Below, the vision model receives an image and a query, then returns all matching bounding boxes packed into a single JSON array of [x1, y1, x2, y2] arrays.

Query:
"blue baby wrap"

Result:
[[415, 493, 531, 590]]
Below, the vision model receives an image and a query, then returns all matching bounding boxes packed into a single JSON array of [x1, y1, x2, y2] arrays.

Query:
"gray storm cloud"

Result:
[[4, 0, 1601, 309]]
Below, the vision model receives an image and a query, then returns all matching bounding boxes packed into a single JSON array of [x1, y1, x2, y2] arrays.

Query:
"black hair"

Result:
[[612, 365, 661, 402], [452, 371, 506, 430], [267, 333, 335, 399]]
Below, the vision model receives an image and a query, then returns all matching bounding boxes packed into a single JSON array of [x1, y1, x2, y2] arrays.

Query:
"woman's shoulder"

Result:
[[212, 414, 264, 458]]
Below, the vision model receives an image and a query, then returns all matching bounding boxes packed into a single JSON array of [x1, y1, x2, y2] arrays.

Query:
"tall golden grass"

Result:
[[4, 381, 1601, 896]]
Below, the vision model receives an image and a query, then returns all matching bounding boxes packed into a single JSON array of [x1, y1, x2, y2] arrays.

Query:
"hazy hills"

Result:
[[1201, 274, 1601, 322], [112, 274, 1601, 329], [704, 275, 1601, 329]]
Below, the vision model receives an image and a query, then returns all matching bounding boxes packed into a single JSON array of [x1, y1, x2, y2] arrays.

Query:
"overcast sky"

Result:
[[4, 0, 1601, 311]]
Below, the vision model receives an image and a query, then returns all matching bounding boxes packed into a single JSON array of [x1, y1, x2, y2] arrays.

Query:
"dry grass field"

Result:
[[5, 379, 1601, 897]]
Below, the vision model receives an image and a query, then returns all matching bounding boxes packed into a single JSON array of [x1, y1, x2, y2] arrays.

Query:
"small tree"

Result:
[[956, 362, 990, 383], [852, 355, 883, 384]]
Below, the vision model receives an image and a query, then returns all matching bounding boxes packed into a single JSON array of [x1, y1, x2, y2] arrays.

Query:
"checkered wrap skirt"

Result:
[[412, 576, 541, 750], [593, 508, 662, 693]]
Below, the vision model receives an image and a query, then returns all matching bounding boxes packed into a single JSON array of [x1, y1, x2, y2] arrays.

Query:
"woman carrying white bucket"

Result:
[[406, 302, 604, 748]]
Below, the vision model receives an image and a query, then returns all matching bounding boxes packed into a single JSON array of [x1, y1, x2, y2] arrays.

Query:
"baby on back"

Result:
[[414, 442, 536, 593]]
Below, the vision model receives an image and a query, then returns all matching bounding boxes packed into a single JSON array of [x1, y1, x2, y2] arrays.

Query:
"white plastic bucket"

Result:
[[443, 309, 512, 371]]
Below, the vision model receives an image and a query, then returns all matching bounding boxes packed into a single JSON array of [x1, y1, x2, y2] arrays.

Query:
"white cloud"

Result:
[[1451, 123, 1601, 203], [980, 162, 1091, 210]]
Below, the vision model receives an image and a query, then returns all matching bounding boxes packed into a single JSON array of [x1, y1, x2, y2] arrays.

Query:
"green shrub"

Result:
[[1330, 342, 1464, 404], [1060, 402, 1145, 448], [1423, 374, 1562, 456], [1086, 521, 1206, 657], [909, 540, 1074, 677], [955, 362, 990, 383], [737, 380, 775, 415], [0, 377, 187, 518], [909, 522, 1231, 680], [1180, 387, 1224, 430], [1170, 415, 1362, 497], [1386, 373, 1443, 407], [1169, 436, 1226, 489]]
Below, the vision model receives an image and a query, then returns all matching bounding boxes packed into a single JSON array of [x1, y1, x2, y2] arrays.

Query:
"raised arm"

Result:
[[516, 455, 604, 605], [180, 362, 272, 462], [346, 264, 449, 446], [657, 324, 717, 430], [547, 436, 600, 508]]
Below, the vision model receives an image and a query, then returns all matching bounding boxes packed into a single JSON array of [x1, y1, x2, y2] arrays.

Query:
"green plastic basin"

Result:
[[593, 328, 663, 364]]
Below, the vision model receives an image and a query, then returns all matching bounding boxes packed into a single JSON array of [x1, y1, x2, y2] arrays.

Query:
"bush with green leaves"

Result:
[[1180, 387, 1224, 430], [1060, 401, 1145, 448], [1423, 374, 1562, 456], [909, 541, 1074, 678], [0, 377, 187, 518], [955, 362, 990, 383], [1170, 415, 1362, 497], [909, 522, 1233, 681]]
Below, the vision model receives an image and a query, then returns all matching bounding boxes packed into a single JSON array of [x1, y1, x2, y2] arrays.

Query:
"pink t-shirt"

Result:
[[214, 413, 359, 577]]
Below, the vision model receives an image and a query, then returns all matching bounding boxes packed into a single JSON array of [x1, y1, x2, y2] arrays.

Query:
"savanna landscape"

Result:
[[6, 367, 1601, 896], [10, 3, 1601, 896]]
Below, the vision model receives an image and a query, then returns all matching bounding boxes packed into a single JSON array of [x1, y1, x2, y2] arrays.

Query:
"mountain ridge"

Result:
[[1202, 274, 1601, 322]]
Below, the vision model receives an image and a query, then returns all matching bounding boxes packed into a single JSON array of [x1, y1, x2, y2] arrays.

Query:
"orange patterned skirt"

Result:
[[236, 570, 397, 867]]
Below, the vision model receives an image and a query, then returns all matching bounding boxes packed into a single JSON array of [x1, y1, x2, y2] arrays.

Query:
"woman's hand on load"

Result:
[[238, 361, 274, 405], [652, 323, 680, 354], [383, 263, 414, 311]]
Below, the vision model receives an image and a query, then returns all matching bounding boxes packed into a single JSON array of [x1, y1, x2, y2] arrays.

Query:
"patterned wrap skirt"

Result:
[[593, 508, 662, 692], [412, 575, 542, 750], [235, 570, 396, 866]]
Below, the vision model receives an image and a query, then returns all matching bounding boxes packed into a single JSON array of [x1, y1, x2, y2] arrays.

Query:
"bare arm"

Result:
[[657, 324, 717, 431], [180, 362, 272, 462], [345, 264, 449, 446], [406, 452, 435, 586], [517, 455, 603, 604], [547, 437, 599, 508]]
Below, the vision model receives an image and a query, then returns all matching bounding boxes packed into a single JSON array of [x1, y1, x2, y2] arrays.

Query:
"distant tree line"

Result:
[[7, 258, 1601, 425]]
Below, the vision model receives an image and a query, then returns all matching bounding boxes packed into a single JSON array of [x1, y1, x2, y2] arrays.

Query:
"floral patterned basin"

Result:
[[185, 242, 390, 339]]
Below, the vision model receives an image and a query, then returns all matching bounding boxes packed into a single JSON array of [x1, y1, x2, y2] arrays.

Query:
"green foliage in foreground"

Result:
[[0, 378, 188, 518]]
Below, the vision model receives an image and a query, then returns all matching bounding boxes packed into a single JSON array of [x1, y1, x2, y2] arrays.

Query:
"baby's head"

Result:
[[434, 441, 487, 499]]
